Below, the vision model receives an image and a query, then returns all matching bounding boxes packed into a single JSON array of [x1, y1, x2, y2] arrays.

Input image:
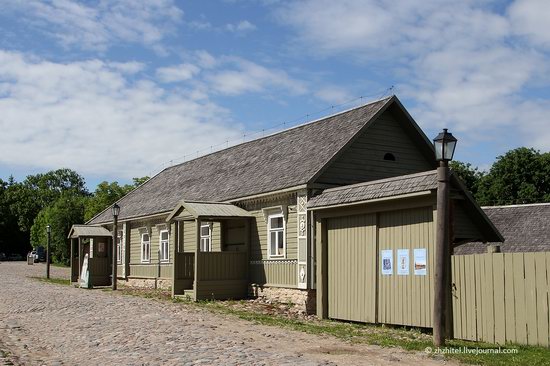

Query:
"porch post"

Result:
[[70, 237, 74, 281], [171, 221, 178, 297], [78, 237, 82, 282], [194, 218, 201, 300], [244, 218, 251, 282], [316, 217, 328, 319]]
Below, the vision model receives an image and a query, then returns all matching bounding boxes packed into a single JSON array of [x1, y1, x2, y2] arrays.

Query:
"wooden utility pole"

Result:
[[434, 161, 450, 346]]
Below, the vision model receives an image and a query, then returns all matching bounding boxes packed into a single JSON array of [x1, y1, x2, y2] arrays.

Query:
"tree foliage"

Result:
[[84, 177, 148, 222], [449, 161, 485, 197], [30, 193, 86, 265], [476, 148, 550, 205]]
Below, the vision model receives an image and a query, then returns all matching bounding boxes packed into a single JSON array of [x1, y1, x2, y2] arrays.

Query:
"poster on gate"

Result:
[[397, 249, 409, 275], [414, 248, 427, 275], [381, 250, 393, 275]]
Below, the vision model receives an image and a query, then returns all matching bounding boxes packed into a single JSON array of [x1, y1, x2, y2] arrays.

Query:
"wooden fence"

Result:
[[452, 252, 550, 346]]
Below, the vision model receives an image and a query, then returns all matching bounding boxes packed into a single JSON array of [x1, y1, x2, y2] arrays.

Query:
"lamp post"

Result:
[[433, 128, 457, 347], [46, 225, 51, 279], [112, 203, 120, 290]]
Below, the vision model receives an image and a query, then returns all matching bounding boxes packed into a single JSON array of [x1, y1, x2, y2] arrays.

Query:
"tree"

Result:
[[450, 161, 484, 197], [83, 177, 149, 222], [30, 193, 86, 264], [9, 169, 88, 232], [476, 148, 550, 206]]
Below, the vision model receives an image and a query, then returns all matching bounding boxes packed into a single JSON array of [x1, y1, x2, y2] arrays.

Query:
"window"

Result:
[[383, 152, 396, 161], [268, 213, 285, 258], [116, 230, 123, 263], [200, 224, 211, 252], [141, 233, 150, 263], [159, 230, 169, 262]]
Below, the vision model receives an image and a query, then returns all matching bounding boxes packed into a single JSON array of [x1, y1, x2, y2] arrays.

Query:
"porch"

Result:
[[167, 201, 253, 301]]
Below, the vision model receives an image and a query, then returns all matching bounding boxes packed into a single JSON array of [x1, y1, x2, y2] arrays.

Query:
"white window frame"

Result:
[[200, 223, 211, 252], [141, 232, 151, 263], [268, 212, 286, 259], [159, 229, 169, 262], [116, 230, 123, 264]]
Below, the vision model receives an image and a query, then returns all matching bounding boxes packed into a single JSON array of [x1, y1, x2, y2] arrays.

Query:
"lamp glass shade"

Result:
[[433, 129, 457, 162], [112, 203, 120, 217], [46, 225, 51, 233]]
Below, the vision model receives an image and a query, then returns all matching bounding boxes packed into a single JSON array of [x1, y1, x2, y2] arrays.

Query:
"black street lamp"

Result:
[[112, 203, 120, 290], [433, 128, 457, 346], [46, 225, 51, 279]]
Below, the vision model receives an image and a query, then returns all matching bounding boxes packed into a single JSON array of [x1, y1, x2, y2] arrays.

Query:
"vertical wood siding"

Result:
[[377, 206, 435, 328], [250, 261, 297, 287], [327, 214, 377, 323], [197, 252, 247, 281], [452, 252, 550, 346], [316, 110, 433, 186]]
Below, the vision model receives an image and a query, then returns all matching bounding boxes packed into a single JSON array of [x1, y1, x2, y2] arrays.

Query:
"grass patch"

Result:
[[30, 276, 71, 286], [51, 262, 70, 268], [0, 349, 14, 366]]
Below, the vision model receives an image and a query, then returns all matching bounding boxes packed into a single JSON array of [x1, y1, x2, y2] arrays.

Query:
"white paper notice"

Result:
[[397, 249, 409, 275], [414, 248, 427, 275], [381, 249, 393, 275]]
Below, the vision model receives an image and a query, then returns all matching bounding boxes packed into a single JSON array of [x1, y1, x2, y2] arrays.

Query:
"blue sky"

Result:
[[1, 0, 549, 190]]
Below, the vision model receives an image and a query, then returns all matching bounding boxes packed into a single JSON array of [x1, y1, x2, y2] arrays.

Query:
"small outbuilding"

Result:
[[68, 225, 113, 286]]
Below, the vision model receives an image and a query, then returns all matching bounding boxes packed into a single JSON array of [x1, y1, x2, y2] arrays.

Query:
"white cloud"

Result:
[[0, 50, 244, 178], [509, 0, 550, 48], [205, 57, 307, 96], [314, 86, 354, 104], [4, 0, 183, 51], [226, 20, 257, 33], [156, 63, 200, 83], [275, 0, 550, 151]]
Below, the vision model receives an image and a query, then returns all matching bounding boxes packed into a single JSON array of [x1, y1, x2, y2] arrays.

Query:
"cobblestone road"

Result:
[[0, 262, 454, 365]]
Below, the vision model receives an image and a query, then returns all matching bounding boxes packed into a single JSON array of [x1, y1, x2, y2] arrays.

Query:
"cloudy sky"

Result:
[[1, 0, 549, 189]]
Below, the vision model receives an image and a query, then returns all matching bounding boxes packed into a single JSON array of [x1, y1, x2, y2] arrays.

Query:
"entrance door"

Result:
[[327, 214, 377, 323]]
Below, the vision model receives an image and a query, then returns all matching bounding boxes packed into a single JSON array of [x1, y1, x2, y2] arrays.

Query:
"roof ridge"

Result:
[[163, 96, 393, 171], [482, 202, 550, 209], [320, 169, 438, 193]]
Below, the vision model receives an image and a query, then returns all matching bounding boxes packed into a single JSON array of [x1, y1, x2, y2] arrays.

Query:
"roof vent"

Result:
[[383, 153, 396, 161]]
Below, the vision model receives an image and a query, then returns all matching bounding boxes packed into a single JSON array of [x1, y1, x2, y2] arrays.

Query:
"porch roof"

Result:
[[166, 201, 254, 221], [67, 225, 111, 239]]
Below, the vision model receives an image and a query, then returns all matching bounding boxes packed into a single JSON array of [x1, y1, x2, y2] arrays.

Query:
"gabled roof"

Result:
[[68, 225, 111, 239], [308, 170, 503, 243], [454, 203, 550, 254], [89, 96, 396, 224], [308, 170, 437, 209], [166, 201, 253, 221]]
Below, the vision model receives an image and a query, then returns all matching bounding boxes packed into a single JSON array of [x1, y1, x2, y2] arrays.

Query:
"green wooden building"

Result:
[[70, 95, 501, 321]]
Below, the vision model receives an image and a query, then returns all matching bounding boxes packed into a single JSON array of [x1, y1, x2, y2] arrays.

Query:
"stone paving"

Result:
[[0, 262, 455, 365]]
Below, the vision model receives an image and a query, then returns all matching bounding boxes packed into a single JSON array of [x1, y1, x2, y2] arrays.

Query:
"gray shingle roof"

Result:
[[454, 203, 550, 254], [89, 97, 392, 224], [308, 170, 438, 209], [68, 225, 111, 239]]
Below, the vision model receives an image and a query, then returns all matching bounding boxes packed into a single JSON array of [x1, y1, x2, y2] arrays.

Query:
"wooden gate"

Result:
[[327, 214, 377, 323]]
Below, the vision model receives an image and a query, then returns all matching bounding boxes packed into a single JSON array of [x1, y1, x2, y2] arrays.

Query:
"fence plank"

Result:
[[535, 254, 549, 346], [466, 255, 477, 341], [474, 254, 484, 342], [484, 254, 495, 343], [504, 253, 516, 343], [524, 253, 538, 345], [493, 253, 506, 344], [513, 253, 528, 345]]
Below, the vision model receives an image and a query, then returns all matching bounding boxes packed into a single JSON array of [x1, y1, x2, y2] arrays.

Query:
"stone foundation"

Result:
[[119, 277, 172, 291], [249, 284, 316, 315]]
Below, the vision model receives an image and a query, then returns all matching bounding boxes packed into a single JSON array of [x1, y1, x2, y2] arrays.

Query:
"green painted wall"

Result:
[[316, 110, 433, 186]]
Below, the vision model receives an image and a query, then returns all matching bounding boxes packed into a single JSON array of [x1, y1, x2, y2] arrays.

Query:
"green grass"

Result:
[[30, 276, 71, 286], [51, 262, 70, 268]]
